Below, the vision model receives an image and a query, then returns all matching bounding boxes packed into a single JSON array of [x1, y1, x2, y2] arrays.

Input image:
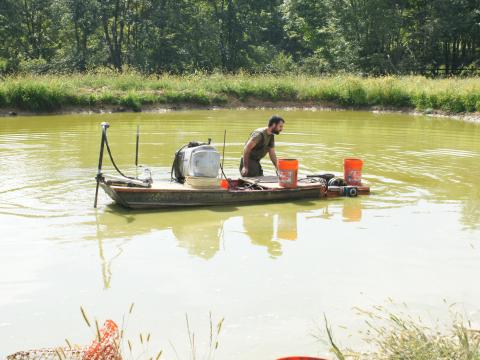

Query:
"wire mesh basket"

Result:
[[7, 320, 122, 360], [8, 347, 88, 360]]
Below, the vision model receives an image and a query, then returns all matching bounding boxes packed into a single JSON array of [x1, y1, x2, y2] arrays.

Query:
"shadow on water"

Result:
[[91, 197, 365, 288]]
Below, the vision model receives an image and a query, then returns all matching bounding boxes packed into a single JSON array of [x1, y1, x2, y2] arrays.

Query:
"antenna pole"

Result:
[[135, 125, 140, 167], [221, 129, 226, 177], [94, 122, 110, 208]]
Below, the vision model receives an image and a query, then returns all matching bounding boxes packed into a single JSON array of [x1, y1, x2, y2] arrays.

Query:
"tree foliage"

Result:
[[0, 0, 478, 75]]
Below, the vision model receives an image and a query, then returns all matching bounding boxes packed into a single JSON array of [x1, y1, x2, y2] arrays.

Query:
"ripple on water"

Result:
[[0, 111, 480, 360]]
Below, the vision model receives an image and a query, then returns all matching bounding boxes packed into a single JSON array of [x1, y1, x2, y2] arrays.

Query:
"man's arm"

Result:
[[269, 147, 278, 170], [242, 138, 258, 176]]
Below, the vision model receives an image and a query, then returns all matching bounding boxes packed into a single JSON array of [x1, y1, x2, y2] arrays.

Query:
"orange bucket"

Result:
[[343, 158, 363, 186], [278, 159, 298, 188]]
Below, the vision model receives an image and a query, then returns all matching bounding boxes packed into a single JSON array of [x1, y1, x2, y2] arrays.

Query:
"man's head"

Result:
[[268, 115, 285, 135]]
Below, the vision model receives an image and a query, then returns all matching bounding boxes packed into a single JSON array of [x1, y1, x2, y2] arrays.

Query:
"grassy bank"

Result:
[[325, 309, 480, 360], [6, 304, 480, 359], [1, 72, 480, 114]]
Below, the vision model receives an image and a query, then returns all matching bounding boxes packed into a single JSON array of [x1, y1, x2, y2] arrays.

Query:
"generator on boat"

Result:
[[172, 141, 221, 184]]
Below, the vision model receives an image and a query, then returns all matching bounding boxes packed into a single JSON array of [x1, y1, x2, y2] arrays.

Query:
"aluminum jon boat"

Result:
[[93, 122, 370, 210], [99, 175, 370, 210]]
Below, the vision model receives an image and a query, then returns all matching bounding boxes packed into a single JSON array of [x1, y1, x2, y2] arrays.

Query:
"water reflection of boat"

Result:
[[93, 206, 233, 259], [171, 211, 228, 260], [92, 204, 311, 282], [97, 237, 125, 289], [94, 205, 303, 257], [342, 198, 363, 222], [94, 212, 128, 289], [304, 197, 364, 223], [243, 209, 299, 258]]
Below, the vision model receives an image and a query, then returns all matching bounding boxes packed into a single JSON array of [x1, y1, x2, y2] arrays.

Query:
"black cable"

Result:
[[104, 134, 136, 180], [170, 144, 188, 182], [299, 178, 320, 184]]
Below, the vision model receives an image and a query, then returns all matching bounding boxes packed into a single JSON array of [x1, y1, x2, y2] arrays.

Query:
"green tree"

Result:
[[0, 0, 478, 75], [98, 0, 134, 71], [62, 0, 100, 71], [19, 0, 59, 61], [0, 0, 23, 72]]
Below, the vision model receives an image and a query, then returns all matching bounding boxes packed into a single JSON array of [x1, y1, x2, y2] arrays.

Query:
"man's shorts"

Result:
[[239, 157, 263, 177]]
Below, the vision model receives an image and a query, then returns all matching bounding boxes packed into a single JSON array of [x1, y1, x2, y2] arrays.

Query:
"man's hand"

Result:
[[241, 167, 248, 177]]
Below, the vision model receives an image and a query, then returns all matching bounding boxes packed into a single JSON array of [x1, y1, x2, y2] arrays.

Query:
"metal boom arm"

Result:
[[94, 122, 110, 208]]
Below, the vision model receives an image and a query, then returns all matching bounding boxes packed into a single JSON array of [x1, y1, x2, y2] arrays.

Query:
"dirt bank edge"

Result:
[[1, 101, 479, 124]]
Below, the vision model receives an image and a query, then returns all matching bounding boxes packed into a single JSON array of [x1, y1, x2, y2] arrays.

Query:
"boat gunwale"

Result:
[[108, 184, 326, 193], [104, 185, 328, 209], [106, 184, 370, 194]]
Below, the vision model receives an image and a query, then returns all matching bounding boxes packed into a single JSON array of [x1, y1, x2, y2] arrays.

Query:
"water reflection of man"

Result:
[[243, 212, 282, 257], [240, 115, 285, 177], [277, 212, 298, 241]]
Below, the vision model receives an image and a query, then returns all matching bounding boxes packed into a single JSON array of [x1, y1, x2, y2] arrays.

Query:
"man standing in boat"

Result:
[[240, 115, 284, 177]]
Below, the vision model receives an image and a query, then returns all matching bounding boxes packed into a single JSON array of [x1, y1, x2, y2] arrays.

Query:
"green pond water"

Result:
[[0, 109, 479, 358]]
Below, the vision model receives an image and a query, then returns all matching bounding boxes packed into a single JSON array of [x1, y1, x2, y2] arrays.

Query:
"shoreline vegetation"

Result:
[[7, 306, 479, 360], [1, 73, 480, 121], [324, 309, 480, 360]]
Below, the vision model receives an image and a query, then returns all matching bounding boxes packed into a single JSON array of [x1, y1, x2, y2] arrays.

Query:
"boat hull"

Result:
[[100, 183, 327, 209]]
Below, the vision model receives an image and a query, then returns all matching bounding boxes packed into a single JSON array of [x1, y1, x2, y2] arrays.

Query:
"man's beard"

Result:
[[273, 129, 280, 135]]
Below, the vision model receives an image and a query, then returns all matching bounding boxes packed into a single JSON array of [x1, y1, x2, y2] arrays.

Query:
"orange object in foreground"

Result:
[[83, 320, 122, 360], [278, 158, 299, 188], [277, 357, 328, 360], [343, 158, 363, 186]]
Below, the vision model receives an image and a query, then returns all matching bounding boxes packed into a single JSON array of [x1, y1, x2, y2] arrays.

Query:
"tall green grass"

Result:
[[1, 71, 480, 113], [322, 308, 480, 360]]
